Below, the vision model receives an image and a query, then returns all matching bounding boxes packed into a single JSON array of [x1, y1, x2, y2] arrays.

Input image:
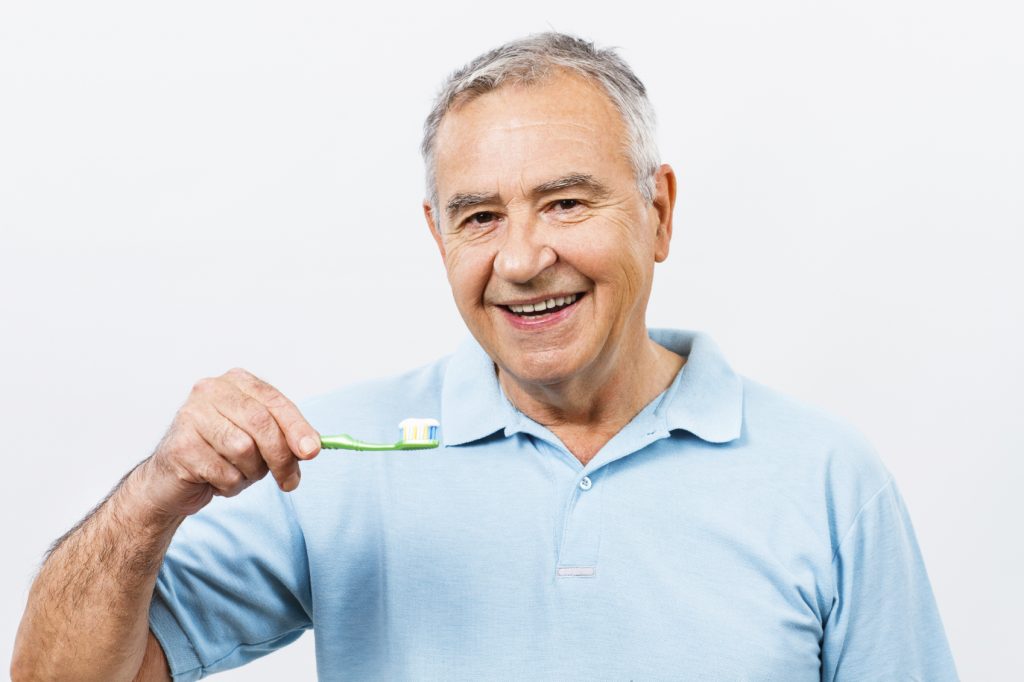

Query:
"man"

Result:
[[13, 32, 958, 680]]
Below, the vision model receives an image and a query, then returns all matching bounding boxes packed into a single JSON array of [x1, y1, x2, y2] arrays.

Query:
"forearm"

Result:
[[12, 460, 184, 681]]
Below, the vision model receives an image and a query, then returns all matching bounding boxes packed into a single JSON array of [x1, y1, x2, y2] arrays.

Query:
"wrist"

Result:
[[115, 458, 187, 534]]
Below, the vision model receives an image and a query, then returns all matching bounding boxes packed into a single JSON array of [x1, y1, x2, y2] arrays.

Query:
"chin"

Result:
[[499, 351, 583, 387]]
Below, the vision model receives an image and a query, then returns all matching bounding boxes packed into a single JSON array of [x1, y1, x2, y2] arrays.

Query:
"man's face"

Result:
[[424, 69, 674, 389]]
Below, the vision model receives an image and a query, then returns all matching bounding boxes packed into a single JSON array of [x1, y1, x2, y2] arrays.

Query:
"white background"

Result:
[[2, 1, 1021, 679]]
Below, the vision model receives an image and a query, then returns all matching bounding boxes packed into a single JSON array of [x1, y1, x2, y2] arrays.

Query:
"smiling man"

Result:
[[13, 32, 958, 681], [423, 65, 685, 467]]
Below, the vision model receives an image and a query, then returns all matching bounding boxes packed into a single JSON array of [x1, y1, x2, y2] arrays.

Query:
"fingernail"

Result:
[[300, 436, 318, 457]]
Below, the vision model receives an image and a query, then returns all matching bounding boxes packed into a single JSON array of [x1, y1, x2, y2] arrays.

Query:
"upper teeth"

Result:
[[508, 293, 578, 314]]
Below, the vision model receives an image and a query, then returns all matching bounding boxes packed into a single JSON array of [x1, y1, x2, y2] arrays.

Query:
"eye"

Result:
[[553, 199, 580, 211], [466, 211, 498, 227]]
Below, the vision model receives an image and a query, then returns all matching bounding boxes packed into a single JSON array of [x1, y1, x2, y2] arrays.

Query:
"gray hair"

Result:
[[420, 31, 660, 223]]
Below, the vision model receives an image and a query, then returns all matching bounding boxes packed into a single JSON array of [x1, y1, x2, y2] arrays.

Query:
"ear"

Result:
[[423, 199, 447, 264], [651, 163, 677, 263]]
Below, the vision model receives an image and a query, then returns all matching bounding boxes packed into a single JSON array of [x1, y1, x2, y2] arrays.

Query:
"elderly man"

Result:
[[13, 32, 958, 681]]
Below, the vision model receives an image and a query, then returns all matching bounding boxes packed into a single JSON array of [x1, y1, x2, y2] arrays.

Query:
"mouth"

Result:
[[496, 291, 587, 328], [501, 292, 585, 316]]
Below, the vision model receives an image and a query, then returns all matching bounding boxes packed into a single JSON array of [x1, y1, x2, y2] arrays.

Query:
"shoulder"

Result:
[[741, 375, 888, 471], [738, 375, 893, 525]]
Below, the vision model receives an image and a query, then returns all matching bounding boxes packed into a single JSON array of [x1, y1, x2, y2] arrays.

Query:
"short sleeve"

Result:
[[821, 476, 959, 681], [148, 472, 313, 681]]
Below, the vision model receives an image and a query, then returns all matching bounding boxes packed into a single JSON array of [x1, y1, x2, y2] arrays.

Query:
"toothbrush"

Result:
[[319, 417, 440, 451]]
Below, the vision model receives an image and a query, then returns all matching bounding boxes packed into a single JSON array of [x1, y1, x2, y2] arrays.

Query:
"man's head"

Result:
[[420, 32, 660, 222], [421, 32, 676, 390]]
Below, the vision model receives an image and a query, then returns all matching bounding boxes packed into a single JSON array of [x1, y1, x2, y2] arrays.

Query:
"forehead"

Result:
[[433, 70, 632, 196]]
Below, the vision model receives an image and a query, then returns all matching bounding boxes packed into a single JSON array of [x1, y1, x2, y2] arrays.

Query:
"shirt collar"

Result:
[[440, 327, 744, 447], [440, 333, 516, 446], [649, 327, 744, 443]]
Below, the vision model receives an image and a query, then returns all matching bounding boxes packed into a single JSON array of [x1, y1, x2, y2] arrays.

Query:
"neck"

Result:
[[496, 329, 686, 440]]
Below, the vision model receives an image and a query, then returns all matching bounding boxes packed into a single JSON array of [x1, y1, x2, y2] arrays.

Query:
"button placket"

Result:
[[556, 470, 603, 578]]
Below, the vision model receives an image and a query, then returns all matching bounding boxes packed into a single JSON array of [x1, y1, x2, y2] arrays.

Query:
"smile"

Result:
[[497, 292, 587, 330], [505, 293, 580, 316]]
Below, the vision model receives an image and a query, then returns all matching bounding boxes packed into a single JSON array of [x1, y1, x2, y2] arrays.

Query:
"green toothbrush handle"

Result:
[[319, 434, 396, 451]]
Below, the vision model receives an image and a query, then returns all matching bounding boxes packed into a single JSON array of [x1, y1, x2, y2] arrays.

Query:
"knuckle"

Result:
[[242, 459, 270, 481], [268, 461, 294, 482], [201, 460, 244, 492], [220, 480, 247, 498], [224, 431, 254, 457], [230, 432, 253, 454], [157, 423, 198, 460], [191, 377, 216, 395], [245, 407, 275, 434], [229, 482, 253, 498], [223, 467, 246, 489], [290, 422, 315, 446], [197, 460, 221, 484], [262, 440, 294, 466], [176, 404, 201, 427], [263, 391, 291, 410], [226, 367, 250, 380]]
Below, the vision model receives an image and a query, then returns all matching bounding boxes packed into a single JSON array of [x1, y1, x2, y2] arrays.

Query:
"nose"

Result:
[[492, 219, 557, 284]]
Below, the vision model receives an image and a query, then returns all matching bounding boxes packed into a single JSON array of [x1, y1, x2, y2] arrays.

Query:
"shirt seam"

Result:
[[830, 475, 894, 565], [199, 626, 311, 673]]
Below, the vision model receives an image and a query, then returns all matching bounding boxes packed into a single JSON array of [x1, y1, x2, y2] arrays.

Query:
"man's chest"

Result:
[[302, 448, 832, 679]]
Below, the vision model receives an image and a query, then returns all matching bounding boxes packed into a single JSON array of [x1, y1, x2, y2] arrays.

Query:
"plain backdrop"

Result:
[[2, 1, 1021, 679]]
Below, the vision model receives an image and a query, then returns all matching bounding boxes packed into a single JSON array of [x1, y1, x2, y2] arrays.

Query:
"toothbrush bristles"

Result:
[[399, 417, 440, 444]]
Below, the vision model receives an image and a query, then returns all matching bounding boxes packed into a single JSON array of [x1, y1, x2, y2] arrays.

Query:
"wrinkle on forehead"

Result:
[[438, 71, 624, 141], [433, 71, 632, 212], [492, 119, 605, 134]]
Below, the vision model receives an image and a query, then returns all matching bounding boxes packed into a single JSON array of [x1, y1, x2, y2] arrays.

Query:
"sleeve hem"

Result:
[[149, 593, 205, 681]]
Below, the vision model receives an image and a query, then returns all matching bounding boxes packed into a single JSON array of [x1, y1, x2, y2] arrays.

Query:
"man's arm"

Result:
[[11, 368, 321, 681], [12, 460, 179, 681], [136, 631, 172, 682], [820, 476, 958, 681]]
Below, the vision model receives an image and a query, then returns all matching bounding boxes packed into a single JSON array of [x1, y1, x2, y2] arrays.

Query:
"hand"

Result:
[[132, 368, 321, 517]]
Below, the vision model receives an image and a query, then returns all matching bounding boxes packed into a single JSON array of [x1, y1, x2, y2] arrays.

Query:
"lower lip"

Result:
[[498, 294, 584, 331]]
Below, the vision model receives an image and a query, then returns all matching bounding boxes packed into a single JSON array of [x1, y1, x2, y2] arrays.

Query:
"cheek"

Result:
[[566, 217, 650, 284], [444, 242, 494, 306]]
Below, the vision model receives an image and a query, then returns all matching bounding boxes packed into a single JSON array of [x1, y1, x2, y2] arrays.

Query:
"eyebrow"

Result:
[[444, 172, 613, 220]]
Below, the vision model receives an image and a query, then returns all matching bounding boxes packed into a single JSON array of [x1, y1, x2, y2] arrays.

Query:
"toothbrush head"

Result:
[[396, 417, 441, 449]]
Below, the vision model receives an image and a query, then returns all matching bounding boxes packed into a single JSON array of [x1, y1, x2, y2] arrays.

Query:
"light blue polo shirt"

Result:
[[149, 327, 959, 680]]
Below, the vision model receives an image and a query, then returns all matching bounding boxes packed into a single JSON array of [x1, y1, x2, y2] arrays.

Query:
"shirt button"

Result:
[[579, 476, 593, 491]]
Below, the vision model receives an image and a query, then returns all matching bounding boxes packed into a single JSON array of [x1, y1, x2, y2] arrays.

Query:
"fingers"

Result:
[[188, 375, 303, 492], [172, 421, 251, 498], [183, 403, 269, 483], [221, 368, 321, 461], [146, 368, 319, 517]]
